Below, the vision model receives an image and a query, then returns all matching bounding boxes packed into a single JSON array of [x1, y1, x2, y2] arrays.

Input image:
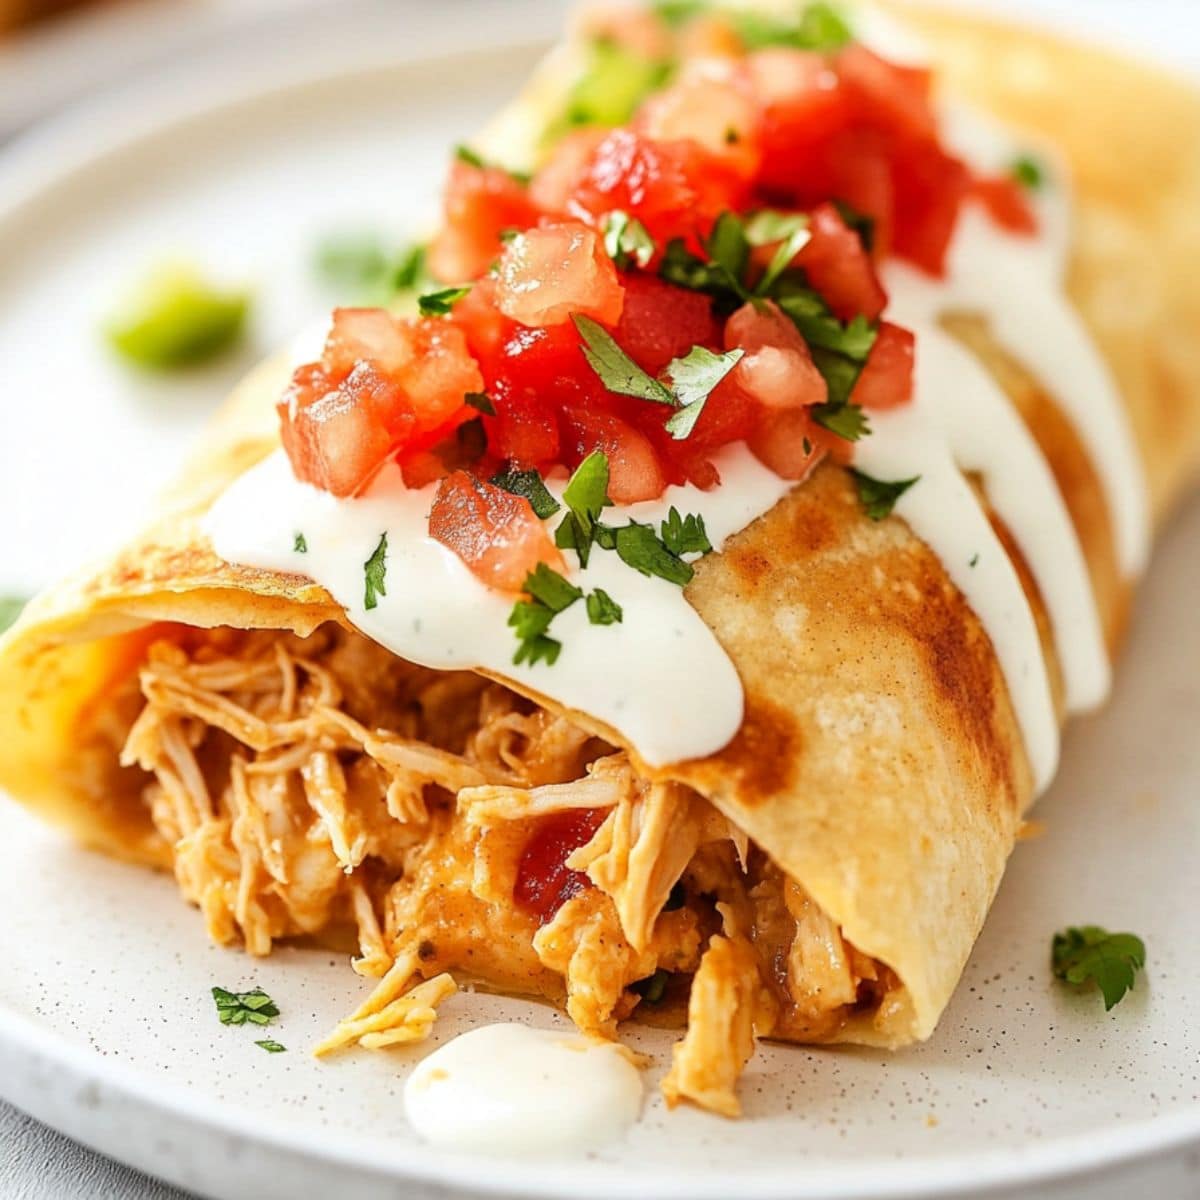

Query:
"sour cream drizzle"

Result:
[[206, 115, 1146, 791], [402, 1024, 643, 1156], [207, 442, 791, 767]]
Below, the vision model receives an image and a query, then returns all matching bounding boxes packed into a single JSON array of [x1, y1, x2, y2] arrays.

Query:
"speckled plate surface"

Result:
[[0, 4, 1198, 1199]]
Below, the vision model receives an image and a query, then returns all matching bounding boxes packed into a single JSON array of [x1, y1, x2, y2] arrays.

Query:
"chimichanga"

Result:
[[1, 1, 1197, 1118]]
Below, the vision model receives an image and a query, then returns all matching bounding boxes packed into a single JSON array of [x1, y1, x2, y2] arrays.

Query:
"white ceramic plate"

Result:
[[0, 5, 1198, 1199]]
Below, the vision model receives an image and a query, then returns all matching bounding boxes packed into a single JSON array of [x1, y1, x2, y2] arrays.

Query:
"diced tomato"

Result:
[[971, 175, 1037, 234], [850, 321, 914, 410], [796, 203, 887, 321], [485, 381, 562, 468], [746, 407, 826, 482], [429, 470, 563, 591], [399, 320, 485, 435], [889, 142, 971, 275], [494, 222, 625, 328], [560, 408, 666, 503], [614, 274, 719, 374], [278, 362, 412, 498], [513, 808, 608, 924], [636, 65, 762, 179], [530, 128, 608, 214], [567, 128, 739, 248], [835, 44, 936, 144], [323, 307, 414, 377], [426, 160, 539, 283], [449, 276, 514, 363], [723, 300, 826, 409]]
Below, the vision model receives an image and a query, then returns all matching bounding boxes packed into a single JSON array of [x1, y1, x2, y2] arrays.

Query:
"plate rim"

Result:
[[0, 8, 1197, 1200]]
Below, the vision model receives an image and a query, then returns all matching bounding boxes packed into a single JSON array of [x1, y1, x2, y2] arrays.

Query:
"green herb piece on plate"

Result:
[[212, 987, 279, 1027], [1052, 926, 1146, 1011], [106, 263, 249, 370]]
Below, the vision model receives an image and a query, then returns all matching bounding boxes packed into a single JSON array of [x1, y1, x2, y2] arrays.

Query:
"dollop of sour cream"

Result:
[[402, 1024, 643, 1156]]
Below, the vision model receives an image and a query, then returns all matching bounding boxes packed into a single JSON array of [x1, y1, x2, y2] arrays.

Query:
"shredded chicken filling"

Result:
[[119, 624, 899, 1115]]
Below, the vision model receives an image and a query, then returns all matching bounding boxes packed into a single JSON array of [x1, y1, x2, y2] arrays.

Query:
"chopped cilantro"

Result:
[[732, 2, 853, 51], [315, 233, 388, 289], [464, 391, 495, 416], [1052, 926, 1146, 1011], [660, 507, 712, 556], [0, 596, 27, 634], [106, 263, 248, 370], [664, 345, 743, 438], [392, 243, 428, 291], [363, 533, 388, 611], [968, 552, 980, 568], [632, 969, 670, 1004], [586, 588, 623, 626], [293, 533, 308, 554], [602, 210, 656, 270], [455, 144, 486, 169], [614, 523, 694, 586], [811, 400, 870, 442], [558, 450, 612, 567], [744, 210, 811, 296], [773, 276, 877, 360], [572, 315, 674, 406], [418, 285, 472, 316], [652, 0, 705, 25], [512, 634, 562, 667], [490, 466, 561, 519], [212, 986, 279, 1027], [255, 1039, 287, 1053], [524, 563, 583, 612], [1012, 154, 1044, 190], [564, 39, 671, 129], [850, 469, 920, 520], [508, 600, 555, 643]]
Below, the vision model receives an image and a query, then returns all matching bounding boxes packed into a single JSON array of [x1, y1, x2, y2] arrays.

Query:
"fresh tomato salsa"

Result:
[[276, 0, 1036, 594]]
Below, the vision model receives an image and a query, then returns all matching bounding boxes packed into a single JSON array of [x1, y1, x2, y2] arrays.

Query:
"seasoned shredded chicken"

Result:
[[120, 625, 899, 1115]]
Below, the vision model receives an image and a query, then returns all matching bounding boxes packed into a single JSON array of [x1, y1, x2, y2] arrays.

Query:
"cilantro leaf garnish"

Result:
[[490, 466, 561, 519], [1012, 154, 1044, 190], [465, 391, 495, 416], [212, 986, 279, 1027], [524, 562, 583, 612], [557, 450, 612, 565], [811, 400, 870, 442], [363, 533, 388, 611], [455, 144, 486, 169], [586, 588, 623, 626], [833, 200, 876, 253], [664, 345, 744, 438], [563, 39, 672, 130], [602, 210, 656, 270], [1052, 926, 1146, 1011], [849, 469, 920, 520], [660, 507, 712, 556], [0, 596, 27, 634], [572, 315, 674, 406], [418, 285, 472, 316], [508, 599, 555, 642], [732, 2, 853, 51], [256, 1039, 287, 1053], [392, 244, 428, 291], [513, 634, 562, 667], [744, 210, 811, 296], [293, 532, 308, 554], [614, 523, 694, 586], [772, 277, 877, 361]]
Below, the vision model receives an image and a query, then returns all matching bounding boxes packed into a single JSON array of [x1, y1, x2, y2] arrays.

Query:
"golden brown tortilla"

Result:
[[1, 6, 1198, 1049]]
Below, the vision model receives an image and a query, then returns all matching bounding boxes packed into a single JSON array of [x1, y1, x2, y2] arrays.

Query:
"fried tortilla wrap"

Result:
[[1, 4, 1198, 1117]]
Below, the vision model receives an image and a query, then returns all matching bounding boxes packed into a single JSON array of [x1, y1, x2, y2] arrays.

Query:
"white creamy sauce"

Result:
[[205, 98, 1147, 792], [206, 443, 791, 767], [402, 1023, 643, 1156]]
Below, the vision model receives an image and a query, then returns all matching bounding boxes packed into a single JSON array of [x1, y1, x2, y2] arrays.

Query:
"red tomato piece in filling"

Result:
[[850, 321, 914, 410], [426, 159, 539, 283], [428, 470, 563, 592], [494, 221, 625, 328], [723, 300, 827, 410], [513, 808, 608, 925]]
